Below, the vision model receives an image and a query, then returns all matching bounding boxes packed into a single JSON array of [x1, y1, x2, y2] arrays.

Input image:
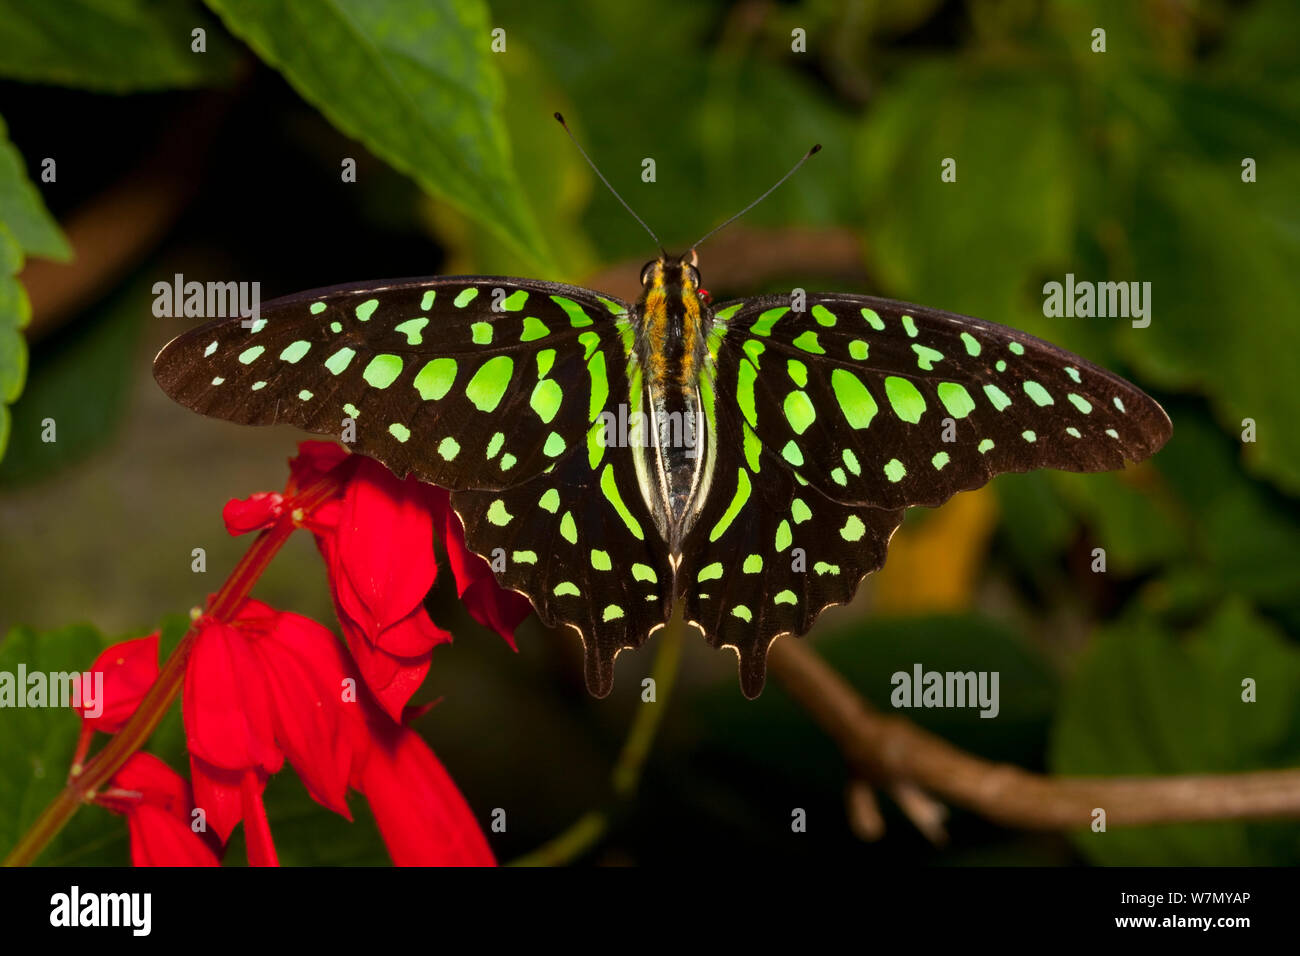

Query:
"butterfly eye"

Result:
[[685, 265, 702, 287], [639, 261, 657, 286]]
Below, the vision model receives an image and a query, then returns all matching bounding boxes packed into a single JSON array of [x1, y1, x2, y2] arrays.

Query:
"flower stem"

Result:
[[1, 474, 341, 867], [507, 611, 687, 866]]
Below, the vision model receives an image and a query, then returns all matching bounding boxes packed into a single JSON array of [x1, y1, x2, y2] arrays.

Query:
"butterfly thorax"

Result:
[[632, 256, 715, 554]]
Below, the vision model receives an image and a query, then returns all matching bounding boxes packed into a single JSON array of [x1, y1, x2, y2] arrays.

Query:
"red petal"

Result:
[[289, 441, 351, 490], [190, 756, 245, 843], [222, 491, 285, 536], [78, 634, 160, 733], [183, 619, 282, 773], [357, 727, 495, 866], [347, 635, 432, 723], [110, 753, 191, 824], [239, 770, 279, 867], [335, 458, 437, 635], [252, 611, 353, 817], [429, 487, 530, 648], [127, 805, 220, 867], [373, 605, 452, 659]]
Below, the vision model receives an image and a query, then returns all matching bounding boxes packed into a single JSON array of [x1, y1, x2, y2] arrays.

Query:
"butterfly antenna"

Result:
[[554, 112, 665, 255], [690, 143, 821, 252]]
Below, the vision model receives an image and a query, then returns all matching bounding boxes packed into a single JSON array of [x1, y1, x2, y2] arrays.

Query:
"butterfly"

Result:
[[153, 122, 1172, 699]]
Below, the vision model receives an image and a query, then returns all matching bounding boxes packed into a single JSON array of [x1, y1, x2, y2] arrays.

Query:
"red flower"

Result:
[[96, 754, 220, 867], [183, 600, 353, 855], [352, 716, 496, 866], [75, 633, 159, 733], [224, 442, 531, 720]]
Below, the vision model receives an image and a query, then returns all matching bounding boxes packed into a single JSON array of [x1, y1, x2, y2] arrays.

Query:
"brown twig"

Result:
[[769, 638, 1300, 829]]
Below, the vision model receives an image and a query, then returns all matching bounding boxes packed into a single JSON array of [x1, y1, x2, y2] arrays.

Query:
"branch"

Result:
[[768, 638, 1300, 829]]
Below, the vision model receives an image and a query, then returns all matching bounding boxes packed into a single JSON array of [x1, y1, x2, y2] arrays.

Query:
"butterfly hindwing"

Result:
[[679, 382, 904, 697], [153, 276, 632, 491], [708, 294, 1172, 511], [452, 348, 672, 697]]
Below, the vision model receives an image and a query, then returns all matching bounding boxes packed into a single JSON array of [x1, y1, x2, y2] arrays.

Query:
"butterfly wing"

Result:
[[681, 293, 1172, 696], [154, 275, 672, 694], [153, 276, 632, 491]]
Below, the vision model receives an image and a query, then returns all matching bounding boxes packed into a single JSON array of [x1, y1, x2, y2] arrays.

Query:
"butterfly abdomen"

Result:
[[632, 257, 715, 548]]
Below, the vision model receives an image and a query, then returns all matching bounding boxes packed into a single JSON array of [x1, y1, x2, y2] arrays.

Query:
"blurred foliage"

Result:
[[1, 0, 1299, 866]]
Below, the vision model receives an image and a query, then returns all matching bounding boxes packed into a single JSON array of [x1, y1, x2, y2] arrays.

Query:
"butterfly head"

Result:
[[638, 250, 705, 303]]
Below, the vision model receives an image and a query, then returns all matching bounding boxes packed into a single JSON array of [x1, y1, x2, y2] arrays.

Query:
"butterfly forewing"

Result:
[[153, 276, 631, 491], [707, 294, 1172, 512]]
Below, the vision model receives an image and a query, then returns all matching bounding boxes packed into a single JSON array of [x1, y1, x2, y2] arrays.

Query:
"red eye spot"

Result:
[[699, 288, 711, 304]]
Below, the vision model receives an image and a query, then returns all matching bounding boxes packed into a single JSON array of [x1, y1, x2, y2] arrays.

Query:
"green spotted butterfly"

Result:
[[153, 138, 1171, 699]]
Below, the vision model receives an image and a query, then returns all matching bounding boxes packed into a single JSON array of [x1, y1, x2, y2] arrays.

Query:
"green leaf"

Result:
[[0, 0, 240, 92], [0, 113, 71, 261], [856, 64, 1080, 331], [0, 275, 145, 486], [204, 0, 553, 271], [0, 624, 131, 865], [1049, 601, 1300, 865], [0, 224, 29, 461]]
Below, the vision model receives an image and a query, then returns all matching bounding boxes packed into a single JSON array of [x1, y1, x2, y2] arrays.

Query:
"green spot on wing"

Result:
[[309, 302, 326, 315], [811, 304, 837, 327], [394, 318, 428, 345], [550, 295, 592, 327], [454, 288, 479, 308], [465, 356, 514, 412], [750, 306, 787, 337], [783, 390, 816, 435], [884, 376, 926, 424], [238, 345, 265, 365], [388, 423, 410, 443], [600, 464, 644, 540], [960, 332, 980, 356], [697, 562, 724, 582], [560, 511, 577, 544], [708, 468, 752, 542], [530, 379, 563, 423], [414, 358, 457, 400], [831, 369, 877, 429], [355, 299, 379, 321], [883, 458, 906, 483], [791, 330, 825, 354], [937, 382, 976, 419], [471, 321, 493, 345], [280, 340, 311, 364], [520, 316, 549, 342], [841, 515, 867, 541], [538, 489, 560, 513], [438, 436, 460, 460], [324, 347, 355, 375], [861, 308, 885, 331], [363, 354, 403, 389], [983, 384, 1011, 411], [1023, 381, 1054, 406]]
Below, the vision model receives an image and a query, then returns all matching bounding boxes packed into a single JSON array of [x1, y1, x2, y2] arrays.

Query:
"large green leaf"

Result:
[[0, 275, 145, 486], [204, 0, 553, 271], [1049, 601, 1300, 865], [0, 0, 239, 92], [0, 224, 28, 461], [0, 624, 128, 864], [0, 113, 71, 262]]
